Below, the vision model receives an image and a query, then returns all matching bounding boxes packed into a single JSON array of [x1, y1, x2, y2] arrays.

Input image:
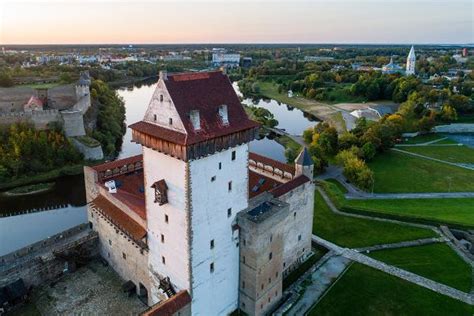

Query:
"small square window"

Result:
[[228, 181, 232, 192], [243, 256, 246, 264], [270, 234, 273, 242], [261, 284, 264, 290], [242, 281, 245, 289], [294, 211, 296, 218], [298, 234, 302, 241], [161, 234, 165, 243], [210, 262, 214, 273], [268, 277, 271, 284], [269, 252, 273, 261], [162, 256, 166, 264], [122, 252, 126, 260], [160, 94, 164, 102], [268, 297, 270, 303], [154, 114, 157, 121], [218, 162, 222, 170], [211, 176, 216, 182], [165, 214, 169, 223], [169, 118, 173, 125], [108, 239, 112, 246], [210, 239, 215, 249], [231, 151, 236, 161], [227, 208, 232, 218]]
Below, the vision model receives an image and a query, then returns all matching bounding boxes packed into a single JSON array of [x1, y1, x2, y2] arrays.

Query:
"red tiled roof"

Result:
[[92, 154, 143, 172], [249, 170, 283, 198], [249, 152, 295, 174], [99, 172, 146, 220], [130, 71, 259, 145], [90, 195, 146, 243], [26, 95, 43, 107], [270, 175, 310, 198], [142, 290, 191, 316]]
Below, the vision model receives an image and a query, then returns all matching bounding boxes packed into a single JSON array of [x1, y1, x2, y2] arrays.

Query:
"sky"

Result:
[[0, 0, 472, 45]]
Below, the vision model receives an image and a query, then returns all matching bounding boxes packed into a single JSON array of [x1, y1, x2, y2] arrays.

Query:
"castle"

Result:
[[84, 71, 315, 316], [0, 71, 91, 137]]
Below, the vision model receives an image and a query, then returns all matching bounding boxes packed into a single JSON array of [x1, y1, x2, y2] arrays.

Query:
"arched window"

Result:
[[160, 94, 164, 102]]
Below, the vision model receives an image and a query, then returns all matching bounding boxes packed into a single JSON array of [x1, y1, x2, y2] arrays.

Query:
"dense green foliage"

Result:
[[313, 189, 436, 248], [89, 80, 126, 157], [310, 264, 474, 316], [0, 123, 83, 182], [369, 243, 472, 292]]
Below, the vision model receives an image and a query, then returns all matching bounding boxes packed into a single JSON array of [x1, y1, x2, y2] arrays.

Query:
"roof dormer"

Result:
[[190, 110, 201, 131], [218, 104, 229, 125]]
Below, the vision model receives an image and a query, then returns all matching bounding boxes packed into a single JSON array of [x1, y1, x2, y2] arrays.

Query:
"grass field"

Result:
[[313, 191, 436, 248], [17, 82, 61, 89], [347, 197, 474, 228], [325, 178, 348, 194], [369, 243, 472, 292], [400, 145, 474, 164], [309, 264, 474, 316], [368, 150, 474, 193], [401, 133, 445, 144]]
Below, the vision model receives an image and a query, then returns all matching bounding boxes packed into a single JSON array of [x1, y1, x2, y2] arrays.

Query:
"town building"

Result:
[[84, 71, 315, 316], [406, 46, 416, 75], [212, 48, 241, 68]]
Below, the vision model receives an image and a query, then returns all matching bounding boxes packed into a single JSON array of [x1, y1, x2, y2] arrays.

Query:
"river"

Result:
[[0, 78, 319, 255]]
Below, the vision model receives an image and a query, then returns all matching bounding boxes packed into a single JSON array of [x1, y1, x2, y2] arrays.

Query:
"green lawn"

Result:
[[309, 264, 474, 316], [17, 82, 61, 89], [401, 133, 445, 144], [400, 145, 474, 164], [347, 197, 474, 228], [369, 243, 472, 292], [313, 190, 436, 248], [368, 150, 474, 193], [325, 178, 348, 194]]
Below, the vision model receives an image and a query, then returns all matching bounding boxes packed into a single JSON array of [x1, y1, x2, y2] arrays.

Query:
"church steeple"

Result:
[[406, 46, 416, 76]]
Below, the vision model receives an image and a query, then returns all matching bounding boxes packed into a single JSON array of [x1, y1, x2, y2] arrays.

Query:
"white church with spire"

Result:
[[406, 46, 416, 76]]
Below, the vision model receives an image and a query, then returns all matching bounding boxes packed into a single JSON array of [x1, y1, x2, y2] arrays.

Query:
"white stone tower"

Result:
[[130, 71, 259, 315], [406, 46, 416, 76]]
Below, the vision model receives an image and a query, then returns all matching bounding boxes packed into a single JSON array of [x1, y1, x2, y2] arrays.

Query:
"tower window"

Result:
[[108, 239, 112, 246], [154, 114, 157, 121], [243, 256, 246, 264], [210, 239, 215, 249], [242, 281, 245, 289], [227, 208, 232, 217], [298, 234, 302, 241], [211, 176, 216, 182], [152, 179, 168, 205], [160, 94, 163, 102], [219, 162, 222, 170], [162, 256, 166, 264], [165, 214, 169, 223], [231, 151, 236, 160], [161, 234, 165, 243], [228, 181, 232, 192], [169, 118, 173, 125], [269, 252, 273, 261], [210, 262, 214, 273], [122, 252, 127, 260]]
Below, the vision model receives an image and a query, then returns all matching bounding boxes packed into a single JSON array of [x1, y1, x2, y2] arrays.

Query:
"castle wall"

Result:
[[88, 204, 151, 305], [188, 144, 248, 316], [61, 110, 86, 136], [278, 181, 315, 275], [72, 94, 91, 115], [71, 138, 104, 160], [0, 110, 61, 129]]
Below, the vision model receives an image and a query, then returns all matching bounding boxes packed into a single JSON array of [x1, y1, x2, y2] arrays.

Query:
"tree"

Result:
[[440, 104, 457, 122], [361, 142, 376, 161], [0, 72, 14, 87]]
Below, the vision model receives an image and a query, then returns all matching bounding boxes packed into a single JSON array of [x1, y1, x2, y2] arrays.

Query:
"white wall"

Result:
[[143, 147, 190, 303], [188, 144, 248, 316], [143, 80, 186, 133]]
